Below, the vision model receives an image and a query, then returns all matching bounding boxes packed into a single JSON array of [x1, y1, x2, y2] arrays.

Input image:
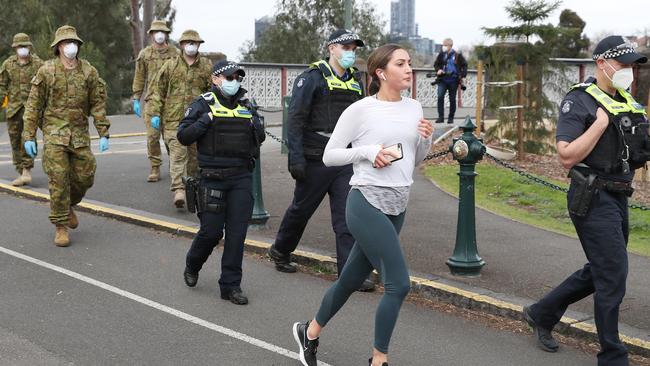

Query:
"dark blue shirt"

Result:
[[443, 51, 458, 83]]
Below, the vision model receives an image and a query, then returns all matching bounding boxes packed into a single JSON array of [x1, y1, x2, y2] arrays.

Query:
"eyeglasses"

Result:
[[225, 74, 243, 82]]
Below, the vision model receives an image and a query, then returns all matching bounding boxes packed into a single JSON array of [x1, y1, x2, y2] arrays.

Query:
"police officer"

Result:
[[523, 36, 648, 366], [0, 33, 43, 186], [131, 19, 179, 182], [178, 60, 265, 305], [267, 29, 374, 291], [22, 25, 110, 246], [148, 29, 212, 208]]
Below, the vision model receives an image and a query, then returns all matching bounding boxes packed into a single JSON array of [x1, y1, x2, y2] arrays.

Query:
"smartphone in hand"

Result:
[[384, 143, 403, 163]]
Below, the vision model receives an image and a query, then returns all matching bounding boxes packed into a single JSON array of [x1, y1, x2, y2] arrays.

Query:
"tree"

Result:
[[550, 9, 590, 58], [240, 0, 386, 63], [481, 0, 564, 154]]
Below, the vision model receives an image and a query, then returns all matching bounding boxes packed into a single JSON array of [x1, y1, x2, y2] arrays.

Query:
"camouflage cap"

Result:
[[50, 25, 84, 48], [11, 33, 33, 48], [178, 29, 204, 44], [148, 20, 171, 33]]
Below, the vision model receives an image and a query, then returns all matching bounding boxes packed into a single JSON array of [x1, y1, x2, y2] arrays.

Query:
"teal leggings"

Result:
[[315, 189, 410, 354]]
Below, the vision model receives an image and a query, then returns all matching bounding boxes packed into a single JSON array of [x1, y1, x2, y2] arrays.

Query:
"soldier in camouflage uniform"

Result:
[[148, 29, 212, 208], [0, 33, 43, 186], [22, 25, 110, 247], [132, 19, 179, 182]]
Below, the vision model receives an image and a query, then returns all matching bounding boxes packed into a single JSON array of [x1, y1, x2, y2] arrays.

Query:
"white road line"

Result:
[[0, 245, 333, 366]]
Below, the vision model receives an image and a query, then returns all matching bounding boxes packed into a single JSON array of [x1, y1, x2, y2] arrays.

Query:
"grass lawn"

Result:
[[424, 164, 650, 256]]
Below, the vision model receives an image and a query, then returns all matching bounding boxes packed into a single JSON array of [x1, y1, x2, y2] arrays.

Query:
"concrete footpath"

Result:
[[1, 114, 649, 360]]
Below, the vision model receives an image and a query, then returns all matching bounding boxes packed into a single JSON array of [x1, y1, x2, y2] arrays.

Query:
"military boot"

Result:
[[173, 189, 186, 208], [54, 225, 70, 247], [68, 207, 79, 229], [20, 169, 32, 185], [10, 173, 24, 186], [147, 166, 160, 182]]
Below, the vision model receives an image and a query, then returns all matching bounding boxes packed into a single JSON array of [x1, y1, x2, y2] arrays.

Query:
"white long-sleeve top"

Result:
[[323, 96, 432, 188]]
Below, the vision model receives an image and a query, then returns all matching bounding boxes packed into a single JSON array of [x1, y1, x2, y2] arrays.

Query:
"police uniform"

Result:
[[525, 37, 649, 366], [268, 30, 365, 276], [177, 61, 265, 305]]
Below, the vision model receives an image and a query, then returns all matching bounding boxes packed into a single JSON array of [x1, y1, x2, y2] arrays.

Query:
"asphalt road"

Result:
[[0, 193, 597, 366]]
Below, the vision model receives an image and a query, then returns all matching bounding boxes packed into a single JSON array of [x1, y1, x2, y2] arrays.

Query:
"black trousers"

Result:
[[437, 79, 458, 121], [274, 159, 354, 274], [185, 173, 254, 293], [529, 184, 629, 366]]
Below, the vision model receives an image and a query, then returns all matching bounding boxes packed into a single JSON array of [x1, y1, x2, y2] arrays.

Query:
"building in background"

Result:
[[390, 0, 415, 38]]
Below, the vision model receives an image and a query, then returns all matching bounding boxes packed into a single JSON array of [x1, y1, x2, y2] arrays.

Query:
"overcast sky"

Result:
[[171, 0, 650, 61]]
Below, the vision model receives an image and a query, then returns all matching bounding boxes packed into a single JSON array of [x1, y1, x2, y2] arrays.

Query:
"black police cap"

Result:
[[212, 60, 245, 77], [592, 35, 647, 64], [327, 29, 365, 47]]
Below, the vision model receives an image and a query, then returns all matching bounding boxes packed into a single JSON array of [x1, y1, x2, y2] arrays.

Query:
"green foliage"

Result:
[[240, 0, 386, 63], [0, 0, 134, 114], [424, 164, 650, 256], [549, 9, 590, 58]]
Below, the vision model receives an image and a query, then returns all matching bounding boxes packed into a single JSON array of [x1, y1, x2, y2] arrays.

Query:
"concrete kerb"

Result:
[[1, 180, 649, 358]]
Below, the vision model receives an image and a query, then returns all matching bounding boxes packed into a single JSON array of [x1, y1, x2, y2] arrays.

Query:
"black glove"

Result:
[[289, 163, 307, 181]]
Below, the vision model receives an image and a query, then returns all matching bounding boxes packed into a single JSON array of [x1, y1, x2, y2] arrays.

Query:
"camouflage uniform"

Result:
[[148, 30, 212, 192], [132, 20, 179, 168], [22, 26, 109, 226], [0, 33, 43, 173]]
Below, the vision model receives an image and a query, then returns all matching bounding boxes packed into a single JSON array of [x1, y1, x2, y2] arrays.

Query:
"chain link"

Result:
[[264, 130, 288, 146], [424, 149, 450, 161], [485, 153, 650, 211]]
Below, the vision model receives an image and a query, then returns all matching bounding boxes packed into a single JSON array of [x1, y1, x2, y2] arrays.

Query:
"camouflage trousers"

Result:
[[7, 108, 35, 173], [143, 111, 168, 167], [43, 143, 96, 225], [163, 124, 197, 192]]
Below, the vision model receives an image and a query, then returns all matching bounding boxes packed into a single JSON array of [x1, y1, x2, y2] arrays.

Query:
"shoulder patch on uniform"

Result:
[[561, 100, 573, 114], [296, 78, 305, 88]]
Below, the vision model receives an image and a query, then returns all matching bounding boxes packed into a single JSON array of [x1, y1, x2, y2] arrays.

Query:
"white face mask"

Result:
[[153, 32, 166, 44], [603, 59, 634, 90], [442, 46, 450, 52], [184, 43, 198, 56], [16, 47, 30, 57], [62, 43, 78, 59]]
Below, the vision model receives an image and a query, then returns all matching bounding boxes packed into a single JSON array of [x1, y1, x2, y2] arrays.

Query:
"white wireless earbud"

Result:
[[380, 72, 387, 81]]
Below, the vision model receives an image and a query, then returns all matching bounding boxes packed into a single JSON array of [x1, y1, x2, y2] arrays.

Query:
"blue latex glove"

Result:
[[151, 116, 161, 130], [99, 137, 109, 152], [24, 140, 37, 158], [133, 99, 141, 117]]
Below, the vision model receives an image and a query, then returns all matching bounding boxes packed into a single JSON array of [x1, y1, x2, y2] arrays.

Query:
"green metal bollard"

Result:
[[250, 156, 270, 226], [281, 96, 290, 154], [446, 116, 487, 276]]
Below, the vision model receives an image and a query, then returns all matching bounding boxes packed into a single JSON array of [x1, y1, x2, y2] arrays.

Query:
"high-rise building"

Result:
[[390, 0, 415, 38], [255, 16, 275, 45]]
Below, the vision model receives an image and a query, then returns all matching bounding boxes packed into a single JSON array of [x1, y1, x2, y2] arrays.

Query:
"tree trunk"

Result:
[[129, 0, 143, 59], [143, 0, 154, 47]]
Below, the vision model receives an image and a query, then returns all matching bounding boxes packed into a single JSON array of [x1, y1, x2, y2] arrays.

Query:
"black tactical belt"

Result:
[[303, 146, 325, 158], [200, 166, 248, 180], [593, 179, 634, 196]]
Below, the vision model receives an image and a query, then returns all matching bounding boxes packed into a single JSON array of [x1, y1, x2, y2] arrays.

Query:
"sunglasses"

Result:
[[225, 74, 243, 82]]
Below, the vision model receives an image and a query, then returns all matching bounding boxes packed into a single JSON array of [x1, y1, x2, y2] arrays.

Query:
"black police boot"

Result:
[[221, 288, 249, 305], [523, 305, 559, 352], [183, 267, 198, 287], [358, 278, 376, 292], [293, 320, 319, 366], [435, 117, 444, 123], [268, 245, 297, 273], [369, 358, 388, 366]]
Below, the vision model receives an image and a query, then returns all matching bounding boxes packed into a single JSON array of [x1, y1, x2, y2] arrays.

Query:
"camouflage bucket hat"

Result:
[[148, 20, 171, 33], [50, 25, 84, 48], [12, 33, 33, 48], [179, 29, 204, 43]]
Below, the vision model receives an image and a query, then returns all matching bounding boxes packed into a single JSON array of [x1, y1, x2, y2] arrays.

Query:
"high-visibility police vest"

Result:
[[570, 81, 650, 173], [307, 60, 363, 134], [198, 92, 259, 160]]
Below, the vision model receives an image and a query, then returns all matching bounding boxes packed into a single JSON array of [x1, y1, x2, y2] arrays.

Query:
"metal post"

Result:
[[250, 156, 270, 226], [446, 116, 486, 276], [475, 62, 484, 134], [344, 0, 353, 29], [516, 63, 525, 160]]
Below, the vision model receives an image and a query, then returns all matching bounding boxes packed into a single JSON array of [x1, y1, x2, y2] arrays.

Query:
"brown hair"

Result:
[[367, 43, 406, 95]]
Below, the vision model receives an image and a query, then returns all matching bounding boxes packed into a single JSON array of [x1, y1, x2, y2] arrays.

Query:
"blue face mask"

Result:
[[337, 50, 356, 69], [221, 79, 241, 96]]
